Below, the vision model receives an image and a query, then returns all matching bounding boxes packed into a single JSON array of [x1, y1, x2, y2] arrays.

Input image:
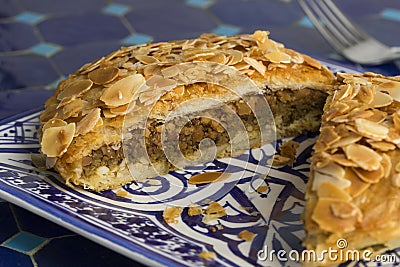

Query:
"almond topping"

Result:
[[344, 144, 382, 171], [330, 201, 361, 220], [371, 90, 393, 108], [317, 182, 352, 202], [56, 79, 93, 100], [41, 123, 75, 157], [343, 167, 370, 198], [378, 81, 400, 102], [264, 51, 291, 64], [355, 118, 388, 141], [391, 173, 400, 187], [312, 198, 359, 233], [368, 141, 396, 151], [100, 74, 145, 107], [88, 66, 120, 85], [76, 108, 101, 135], [243, 57, 266, 76], [352, 164, 384, 184], [42, 118, 67, 132]]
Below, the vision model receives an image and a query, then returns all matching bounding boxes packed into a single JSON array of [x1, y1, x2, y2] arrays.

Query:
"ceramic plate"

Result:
[[0, 61, 396, 267]]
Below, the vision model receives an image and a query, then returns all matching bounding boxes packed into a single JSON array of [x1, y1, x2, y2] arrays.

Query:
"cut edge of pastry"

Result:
[[303, 72, 400, 266]]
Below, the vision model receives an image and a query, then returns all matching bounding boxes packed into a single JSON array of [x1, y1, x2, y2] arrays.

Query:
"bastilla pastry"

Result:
[[39, 30, 334, 191]]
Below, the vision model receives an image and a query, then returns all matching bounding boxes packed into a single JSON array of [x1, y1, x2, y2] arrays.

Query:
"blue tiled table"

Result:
[[1, 0, 400, 266]]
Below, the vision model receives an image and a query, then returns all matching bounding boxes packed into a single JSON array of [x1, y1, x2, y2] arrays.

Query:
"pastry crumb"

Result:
[[202, 202, 227, 224], [256, 185, 269, 193], [238, 230, 255, 242], [163, 206, 183, 224], [188, 204, 203, 216], [198, 251, 217, 259]]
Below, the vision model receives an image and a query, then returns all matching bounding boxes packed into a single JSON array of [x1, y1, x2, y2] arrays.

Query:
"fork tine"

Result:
[[316, 0, 363, 45], [324, 0, 369, 41], [298, 0, 348, 51]]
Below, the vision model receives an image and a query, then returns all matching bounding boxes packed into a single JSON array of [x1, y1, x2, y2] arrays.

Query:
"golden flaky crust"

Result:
[[39, 30, 335, 191], [303, 72, 400, 266]]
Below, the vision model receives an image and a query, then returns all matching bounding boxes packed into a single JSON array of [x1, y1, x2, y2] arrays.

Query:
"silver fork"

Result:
[[298, 0, 400, 65]]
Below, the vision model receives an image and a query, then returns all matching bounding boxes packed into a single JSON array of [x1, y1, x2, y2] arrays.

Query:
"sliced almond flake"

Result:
[[264, 51, 291, 64], [330, 114, 349, 123], [330, 154, 358, 167], [42, 118, 67, 132], [88, 66, 120, 85], [368, 140, 396, 151], [355, 118, 388, 140], [243, 57, 266, 76], [396, 162, 400, 173], [76, 108, 101, 136], [319, 126, 340, 146], [367, 109, 387, 123], [349, 110, 374, 120], [317, 182, 352, 201], [135, 55, 159, 64], [335, 84, 352, 101], [109, 103, 138, 116], [40, 105, 59, 124], [233, 62, 250, 71], [102, 109, 117, 118], [391, 173, 400, 187], [378, 81, 400, 102], [385, 129, 400, 145], [344, 144, 382, 171], [330, 133, 362, 148], [353, 164, 384, 183], [146, 75, 177, 90], [226, 49, 243, 65], [381, 153, 392, 178], [303, 54, 321, 69], [315, 161, 345, 178], [312, 171, 350, 191], [161, 65, 180, 78], [143, 64, 162, 77], [393, 112, 400, 130], [56, 79, 93, 100], [344, 167, 370, 198], [330, 201, 362, 220], [371, 90, 393, 108], [62, 98, 84, 119], [312, 198, 358, 233], [100, 74, 145, 107], [207, 52, 227, 64], [41, 123, 75, 157]]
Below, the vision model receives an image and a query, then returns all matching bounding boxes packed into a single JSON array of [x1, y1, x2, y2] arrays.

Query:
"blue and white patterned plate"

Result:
[[0, 61, 397, 267]]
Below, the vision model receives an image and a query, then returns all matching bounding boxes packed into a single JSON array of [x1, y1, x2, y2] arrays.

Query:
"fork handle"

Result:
[[390, 46, 400, 55]]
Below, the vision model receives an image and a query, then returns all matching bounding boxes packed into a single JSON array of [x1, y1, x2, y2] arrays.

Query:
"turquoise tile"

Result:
[[212, 24, 241, 36], [381, 8, 400, 22], [4, 232, 46, 253], [29, 42, 62, 57], [185, 0, 214, 9], [122, 33, 153, 45], [103, 3, 131, 16], [14, 11, 45, 25], [298, 16, 315, 28]]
